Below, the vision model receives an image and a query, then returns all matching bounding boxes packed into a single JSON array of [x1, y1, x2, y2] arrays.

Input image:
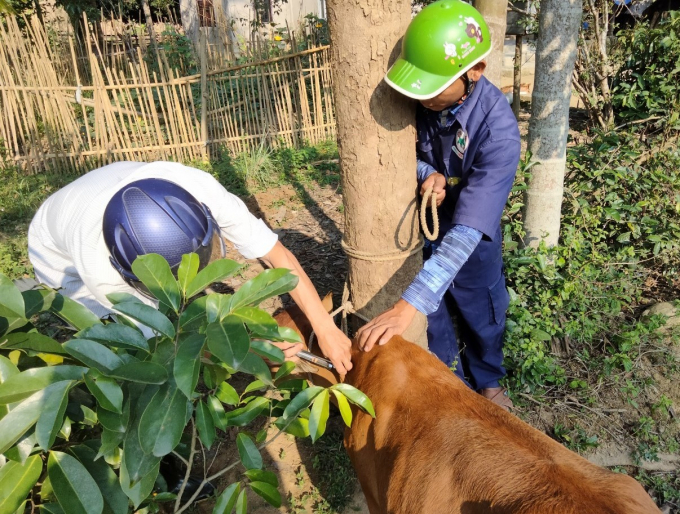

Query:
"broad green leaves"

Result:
[[195, 401, 216, 449], [0, 366, 86, 405], [177, 253, 200, 296], [0, 274, 27, 336], [138, 381, 191, 457], [332, 384, 375, 418], [174, 333, 206, 398], [213, 482, 240, 514], [84, 370, 123, 414], [131, 254, 181, 313], [78, 324, 149, 353], [63, 339, 123, 373], [236, 433, 262, 470], [0, 455, 42, 514], [206, 317, 250, 369], [185, 259, 242, 299], [35, 381, 74, 450], [230, 268, 298, 310], [49, 294, 101, 331], [105, 361, 168, 384], [48, 451, 104, 514], [110, 301, 175, 339], [308, 389, 330, 443]]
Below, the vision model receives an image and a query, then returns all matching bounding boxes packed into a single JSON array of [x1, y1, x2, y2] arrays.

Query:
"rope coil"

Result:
[[420, 186, 439, 242]]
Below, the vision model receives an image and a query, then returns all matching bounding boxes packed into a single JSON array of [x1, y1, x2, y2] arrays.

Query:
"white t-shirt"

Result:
[[28, 161, 278, 321]]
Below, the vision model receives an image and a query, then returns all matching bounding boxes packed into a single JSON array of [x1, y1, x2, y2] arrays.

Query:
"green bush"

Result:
[[613, 11, 680, 128], [0, 254, 373, 513], [502, 132, 680, 391]]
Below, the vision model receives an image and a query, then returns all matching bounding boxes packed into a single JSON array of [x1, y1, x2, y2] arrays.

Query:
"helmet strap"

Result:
[[458, 72, 477, 105]]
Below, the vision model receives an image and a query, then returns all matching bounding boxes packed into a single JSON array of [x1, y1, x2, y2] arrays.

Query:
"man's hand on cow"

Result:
[[356, 299, 417, 353], [316, 325, 353, 375], [420, 172, 447, 207]]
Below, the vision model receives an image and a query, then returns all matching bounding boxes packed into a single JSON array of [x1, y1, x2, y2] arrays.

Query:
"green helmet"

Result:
[[385, 0, 491, 100]]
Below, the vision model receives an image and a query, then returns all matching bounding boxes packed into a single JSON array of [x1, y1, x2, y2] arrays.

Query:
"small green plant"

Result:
[[0, 254, 374, 513], [233, 140, 280, 188], [553, 423, 599, 452]]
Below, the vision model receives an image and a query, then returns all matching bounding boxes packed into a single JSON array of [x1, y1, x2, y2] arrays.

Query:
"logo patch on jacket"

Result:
[[452, 128, 469, 158]]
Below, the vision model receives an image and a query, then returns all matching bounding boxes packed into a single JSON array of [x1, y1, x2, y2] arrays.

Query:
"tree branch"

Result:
[[174, 420, 197, 513]]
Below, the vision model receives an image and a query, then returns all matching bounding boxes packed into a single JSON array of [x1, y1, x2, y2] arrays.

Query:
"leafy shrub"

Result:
[[613, 11, 680, 128], [502, 131, 680, 391], [0, 254, 373, 513]]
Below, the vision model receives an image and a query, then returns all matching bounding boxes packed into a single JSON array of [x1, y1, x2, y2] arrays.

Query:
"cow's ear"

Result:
[[321, 292, 333, 313]]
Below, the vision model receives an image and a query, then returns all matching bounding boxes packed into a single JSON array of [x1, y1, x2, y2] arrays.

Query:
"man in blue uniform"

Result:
[[356, 0, 520, 410]]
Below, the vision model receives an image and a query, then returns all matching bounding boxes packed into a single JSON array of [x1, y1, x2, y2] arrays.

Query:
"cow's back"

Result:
[[345, 336, 660, 514]]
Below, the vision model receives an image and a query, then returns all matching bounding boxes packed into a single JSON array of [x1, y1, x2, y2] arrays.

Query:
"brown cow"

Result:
[[274, 305, 661, 514]]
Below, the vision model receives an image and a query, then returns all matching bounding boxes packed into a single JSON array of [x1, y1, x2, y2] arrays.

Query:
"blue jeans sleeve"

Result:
[[401, 225, 483, 315]]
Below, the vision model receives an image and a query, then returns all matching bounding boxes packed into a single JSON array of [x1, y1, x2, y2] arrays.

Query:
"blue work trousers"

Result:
[[424, 240, 510, 390]]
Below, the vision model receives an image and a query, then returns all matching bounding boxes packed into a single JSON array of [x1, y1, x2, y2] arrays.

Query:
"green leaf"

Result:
[[243, 379, 266, 394], [224, 397, 269, 427], [177, 253, 200, 297], [530, 329, 552, 342], [244, 469, 278, 487], [1, 331, 66, 355], [49, 293, 101, 331], [110, 302, 175, 339], [98, 407, 126, 433], [39, 505, 65, 514], [274, 361, 296, 381], [0, 455, 42, 514], [215, 381, 239, 406], [0, 274, 26, 336], [235, 488, 247, 514], [70, 445, 128, 514], [178, 296, 208, 332], [331, 389, 353, 427], [250, 481, 281, 508], [195, 401, 216, 449], [77, 324, 149, 353], [233, 307, 302, 343], [236, 433, 262, 470], [0, 365, 87, 405], [106, 361, 168, 384], [185, 259, 242, 299], [131, 254, 181, 313], [84, 370, 124, 414], [63, 339, 124, 373], [229, 269, 298, 310], [331, 384, 375, 417], [119, 455, 159, 508], [122, 385, 162, 484], [250, 340, 285, 364], [36, 380, 73, 450], [239, 352, 273, 385], [0, 354, 19, 392], [308, 389, 329, 443], [617, 231, 632, 243], [206, 294, 233, 324], [22, 288, 56, 317], [48, 451, 104, 514], [207, 395, 227, 430], [105, 293, 143, 305], [281, 386, 324, 422], [206, 317, 250, 369], [173, 333, 205, 399], [4, 432, 36, 465], [212, 482, 240, 514], [97, 428, 124, 461], [274, 417, 309, 437], [138, 381, 190, 457]]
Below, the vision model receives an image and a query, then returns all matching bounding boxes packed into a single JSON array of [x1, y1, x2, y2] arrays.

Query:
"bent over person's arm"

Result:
[[262, 242, 353, 375]]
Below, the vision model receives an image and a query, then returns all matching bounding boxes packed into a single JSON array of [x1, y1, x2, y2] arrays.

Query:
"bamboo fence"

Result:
[[0, 15, 335, 173]]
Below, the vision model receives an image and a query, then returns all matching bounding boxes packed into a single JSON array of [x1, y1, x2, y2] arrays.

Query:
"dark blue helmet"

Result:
[[103, 178, 224, 293]]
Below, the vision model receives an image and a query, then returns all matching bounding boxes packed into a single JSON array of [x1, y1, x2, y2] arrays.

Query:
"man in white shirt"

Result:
[[28, 161, 352, 374]]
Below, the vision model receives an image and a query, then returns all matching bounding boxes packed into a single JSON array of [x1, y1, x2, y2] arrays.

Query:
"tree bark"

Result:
[[179, 0, 200, 49], [522, 0, 582, 248], [512, 34, 522, 119], [326, 0, 427, 348], [141, 0, 160, 62], [473, 0, 508, 88]]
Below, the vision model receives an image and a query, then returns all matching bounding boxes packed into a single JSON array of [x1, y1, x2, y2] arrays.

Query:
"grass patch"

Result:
[[0, 164, 77, 279]]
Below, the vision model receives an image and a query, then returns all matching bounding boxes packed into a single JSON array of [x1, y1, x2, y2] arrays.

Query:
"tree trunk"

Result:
[[179, 0, 200, 49], [512, 34, 522, 119], [522, 0, 582, 248], [473, 0, 508, 88], [141, 0, 160, 62], [326, 0, 427, 348]]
